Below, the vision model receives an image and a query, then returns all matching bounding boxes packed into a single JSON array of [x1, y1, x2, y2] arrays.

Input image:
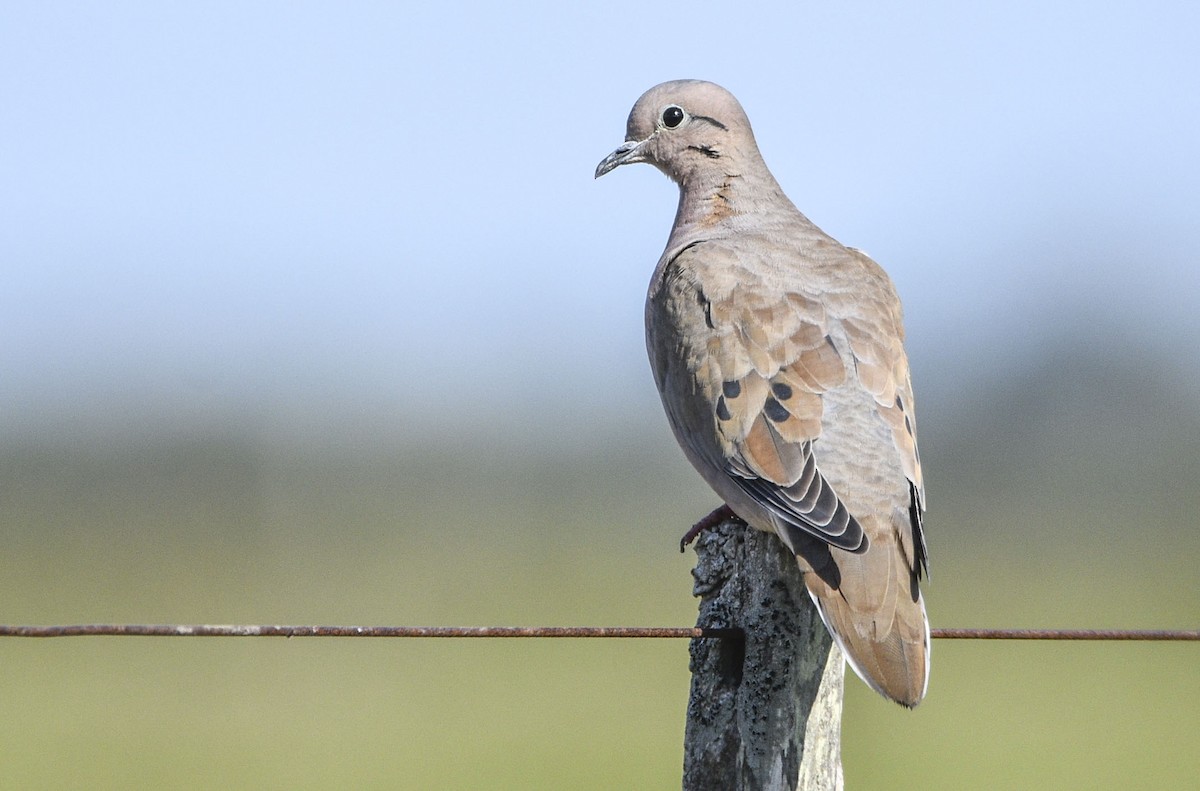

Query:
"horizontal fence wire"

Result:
[[0, 625, 1197, 640]]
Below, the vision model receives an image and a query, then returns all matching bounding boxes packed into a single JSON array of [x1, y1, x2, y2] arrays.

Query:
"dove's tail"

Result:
[[796, 529, 930, 708]]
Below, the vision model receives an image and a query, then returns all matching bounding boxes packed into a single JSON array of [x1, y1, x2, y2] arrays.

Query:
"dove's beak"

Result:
[[595, 139, 646, 178]]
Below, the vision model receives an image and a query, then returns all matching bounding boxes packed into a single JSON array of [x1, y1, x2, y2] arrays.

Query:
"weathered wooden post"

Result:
[[683, 518, 845, 791]]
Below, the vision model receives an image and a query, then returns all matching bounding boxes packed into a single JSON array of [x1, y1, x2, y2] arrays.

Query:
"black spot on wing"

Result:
[[722, 380, 741, 399], [715, 395, 731, 421], [771, 382, 793, 401], [896, 394, 915, 435], [763, 397, 790, 423]]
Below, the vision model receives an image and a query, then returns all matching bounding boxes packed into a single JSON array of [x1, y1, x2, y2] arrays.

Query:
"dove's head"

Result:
[[595, 80, 760, 185]]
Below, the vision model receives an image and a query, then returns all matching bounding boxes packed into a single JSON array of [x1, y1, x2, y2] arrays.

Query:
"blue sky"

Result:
[[3, 1, 1197, 444]]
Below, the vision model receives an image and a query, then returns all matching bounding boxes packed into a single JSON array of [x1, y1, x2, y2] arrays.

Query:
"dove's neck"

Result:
[[666, 159, 799, 249]]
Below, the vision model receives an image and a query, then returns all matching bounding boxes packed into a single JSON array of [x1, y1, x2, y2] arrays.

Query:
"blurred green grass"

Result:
[[2, 349, 1198, 789]]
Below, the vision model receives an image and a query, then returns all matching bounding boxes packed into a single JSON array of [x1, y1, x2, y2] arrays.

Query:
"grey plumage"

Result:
[[597, 80, 930, 706]]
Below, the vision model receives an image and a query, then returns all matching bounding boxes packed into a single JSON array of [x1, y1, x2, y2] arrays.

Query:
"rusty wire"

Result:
[[0, 625, 729, 639], [0, 624, 1196, 640], [930, 628, 1198, 641]]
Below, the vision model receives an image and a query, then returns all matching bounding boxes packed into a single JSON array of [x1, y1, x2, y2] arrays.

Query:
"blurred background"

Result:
[[2, 2, 1197, 788]]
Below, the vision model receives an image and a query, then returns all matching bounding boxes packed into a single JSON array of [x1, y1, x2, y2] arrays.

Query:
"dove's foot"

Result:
[[679, 503, 740, 553]]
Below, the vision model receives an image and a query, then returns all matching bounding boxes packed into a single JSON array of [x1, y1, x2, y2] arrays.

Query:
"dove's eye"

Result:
[[662, 105, 685, 129]]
